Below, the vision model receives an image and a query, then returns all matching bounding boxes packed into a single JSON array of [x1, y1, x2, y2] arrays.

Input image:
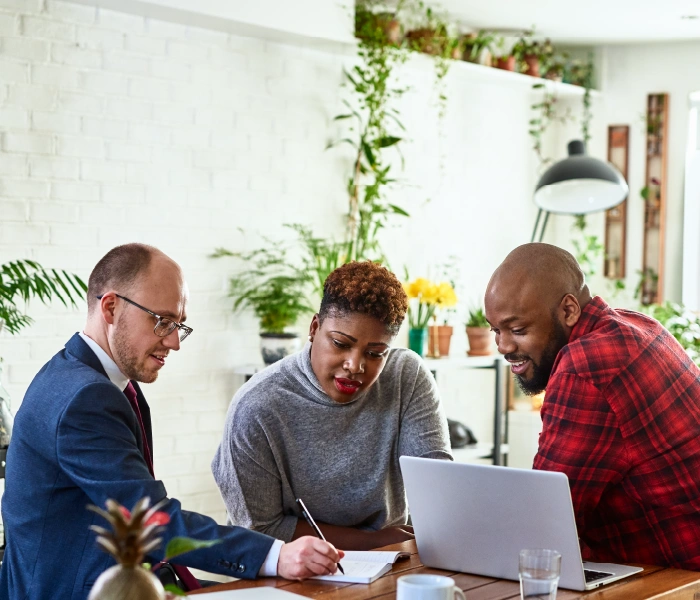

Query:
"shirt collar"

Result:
[[569, 296, 610, 343], [78, 332, 130, 392]]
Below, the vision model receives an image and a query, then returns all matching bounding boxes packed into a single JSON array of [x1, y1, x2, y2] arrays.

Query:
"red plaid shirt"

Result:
[[534, 296, 700, 570]]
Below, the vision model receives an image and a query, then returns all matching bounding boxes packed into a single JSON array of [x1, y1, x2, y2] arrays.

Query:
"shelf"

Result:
[[65, 0, 357, 52], [424, 354, 505, 371], [403, 51, 601, 99]]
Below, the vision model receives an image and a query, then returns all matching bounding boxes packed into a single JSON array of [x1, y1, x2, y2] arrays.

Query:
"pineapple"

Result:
[[87, 497, 168, 600]]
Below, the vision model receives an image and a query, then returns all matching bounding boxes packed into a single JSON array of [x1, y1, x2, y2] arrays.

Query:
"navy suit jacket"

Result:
[[0, 334, 275, 600]]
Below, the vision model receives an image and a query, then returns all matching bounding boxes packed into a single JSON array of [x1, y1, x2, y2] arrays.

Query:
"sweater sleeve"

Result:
[[397, 354, 452, 460], [212, 392, 298, 542]]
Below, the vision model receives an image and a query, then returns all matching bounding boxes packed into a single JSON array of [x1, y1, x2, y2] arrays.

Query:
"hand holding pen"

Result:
[[296, 497, 345, 574]]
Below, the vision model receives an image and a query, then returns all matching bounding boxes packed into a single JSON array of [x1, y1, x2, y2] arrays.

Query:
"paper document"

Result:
[[313, 549, 411, 584]]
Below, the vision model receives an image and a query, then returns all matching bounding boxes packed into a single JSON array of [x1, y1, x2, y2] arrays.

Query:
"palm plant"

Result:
[[0, 260, 86, 335]]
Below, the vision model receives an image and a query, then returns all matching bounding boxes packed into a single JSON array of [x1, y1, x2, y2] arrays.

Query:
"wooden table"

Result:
[[191, 540, 700, 599]]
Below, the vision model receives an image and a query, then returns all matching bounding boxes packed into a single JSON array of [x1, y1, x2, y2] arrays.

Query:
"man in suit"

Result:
[[0, 243, 342, 600]]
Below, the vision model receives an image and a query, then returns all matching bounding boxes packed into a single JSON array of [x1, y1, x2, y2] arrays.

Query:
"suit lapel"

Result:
[[65, 333, 154, 463]]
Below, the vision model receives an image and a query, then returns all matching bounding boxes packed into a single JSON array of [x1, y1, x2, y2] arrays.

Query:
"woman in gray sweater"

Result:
[[212, 261, 452, 550]]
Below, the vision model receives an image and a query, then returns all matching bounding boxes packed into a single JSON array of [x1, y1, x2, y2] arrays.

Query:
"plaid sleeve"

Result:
[[533, 372, 629, 540]]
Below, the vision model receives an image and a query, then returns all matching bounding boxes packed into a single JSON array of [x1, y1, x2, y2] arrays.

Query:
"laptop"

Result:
[[399, 456, 643, 591]]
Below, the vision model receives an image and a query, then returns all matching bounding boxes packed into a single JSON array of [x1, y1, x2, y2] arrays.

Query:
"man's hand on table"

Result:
[[277, 536, 345, 580]]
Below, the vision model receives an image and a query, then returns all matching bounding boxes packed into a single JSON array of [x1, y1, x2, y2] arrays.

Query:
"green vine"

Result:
[[571, 215, 603, 279], [529, 83, 560, 165], [580, 57, 594, 144], [332, 0, 411, 262]]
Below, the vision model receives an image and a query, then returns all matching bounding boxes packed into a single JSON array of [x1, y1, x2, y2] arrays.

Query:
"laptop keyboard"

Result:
[[584, 569, 613, 583]]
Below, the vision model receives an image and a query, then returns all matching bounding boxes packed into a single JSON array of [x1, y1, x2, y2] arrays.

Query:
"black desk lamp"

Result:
[[531, 140, 629, 242]]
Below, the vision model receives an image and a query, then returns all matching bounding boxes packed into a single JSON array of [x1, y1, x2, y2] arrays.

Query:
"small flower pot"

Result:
[[260, 333, 300, 365], [428, 325, 453, 357], [494, 56, 516, 71], [466, 327, 492, 356], [408, 328, 428, 357], [523, 54, 540, 77]]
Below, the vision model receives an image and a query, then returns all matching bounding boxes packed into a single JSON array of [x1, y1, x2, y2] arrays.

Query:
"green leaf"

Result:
[[164, 537, 221, 562], [333, 114, 353, 121], [377, 136, 401, 148], [388, 204, 410, 216], [164, 584, 187, 596]]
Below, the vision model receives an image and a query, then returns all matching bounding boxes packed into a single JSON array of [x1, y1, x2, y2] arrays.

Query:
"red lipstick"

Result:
[[334, 377, 362, 395]]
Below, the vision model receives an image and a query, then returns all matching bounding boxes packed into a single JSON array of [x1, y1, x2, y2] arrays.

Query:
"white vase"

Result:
[[260, 333, 300, 365]]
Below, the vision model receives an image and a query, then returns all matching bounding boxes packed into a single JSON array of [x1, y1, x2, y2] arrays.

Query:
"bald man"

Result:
[[0, 244, 342, 600], [485, 243, 700, 570]]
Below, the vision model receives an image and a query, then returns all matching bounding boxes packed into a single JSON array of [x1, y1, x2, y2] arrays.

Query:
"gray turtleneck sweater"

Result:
[[211, 344, 452, 541]]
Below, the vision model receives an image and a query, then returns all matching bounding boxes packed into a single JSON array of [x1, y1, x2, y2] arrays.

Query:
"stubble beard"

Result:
[[515, 318, 569, 396], [112, 314, 159, 384]]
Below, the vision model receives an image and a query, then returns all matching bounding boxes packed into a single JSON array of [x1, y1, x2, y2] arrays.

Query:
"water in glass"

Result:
[[519, 568, 559, 600]]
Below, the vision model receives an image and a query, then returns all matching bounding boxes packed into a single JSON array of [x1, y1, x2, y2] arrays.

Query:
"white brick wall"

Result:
[[0, 0, 555, 525], [0, 0, 350, 525]]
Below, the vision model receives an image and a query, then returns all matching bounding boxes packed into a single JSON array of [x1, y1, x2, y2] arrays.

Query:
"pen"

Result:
[[296, 497, 345, 575]]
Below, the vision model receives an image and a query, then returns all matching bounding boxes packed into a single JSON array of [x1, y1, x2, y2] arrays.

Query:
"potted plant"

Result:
[[355, 0, 402, 46], [404, 5, 450, 56], [403, 277, 456, 358], [512, 33, 552, 77], [466, 306, 492, 356], [542, 52, 568, 82], [460, 30, 496, 65], [490, 36, 515, 72], [427, 282, 458, 358], [212, 246, 314, 365], [87, 497, 219, 599]]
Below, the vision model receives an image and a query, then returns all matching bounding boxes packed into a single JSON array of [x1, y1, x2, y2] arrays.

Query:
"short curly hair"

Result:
[[319, 261, 408, 335]]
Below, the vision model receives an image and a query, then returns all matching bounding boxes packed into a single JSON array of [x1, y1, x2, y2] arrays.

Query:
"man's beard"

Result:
[[513, 318, 568, 396], [112, 313, 158, 383]]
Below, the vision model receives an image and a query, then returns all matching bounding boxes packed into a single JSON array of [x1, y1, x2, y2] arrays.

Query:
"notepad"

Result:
[[313, 550, 410, 584]]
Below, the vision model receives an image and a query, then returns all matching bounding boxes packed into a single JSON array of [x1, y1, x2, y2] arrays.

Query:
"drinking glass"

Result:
[[519, 548, 561, 600]]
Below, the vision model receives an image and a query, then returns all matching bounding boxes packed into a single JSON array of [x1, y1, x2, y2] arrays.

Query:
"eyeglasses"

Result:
[[97, 294, 193, 342]]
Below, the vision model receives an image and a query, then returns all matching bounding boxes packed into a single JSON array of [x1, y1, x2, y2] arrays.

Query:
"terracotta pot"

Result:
[[355, 12, 402, 46], [466, 327, 492, 356], [523, 54, 540, 77], [405, 28, 442, 55], [383, 18, 402, 45], [428, 325, 453, 357], [494, 56, 515, 71]]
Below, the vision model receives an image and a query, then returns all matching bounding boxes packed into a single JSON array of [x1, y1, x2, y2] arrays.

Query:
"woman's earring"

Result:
[[308, 335, 313, 343]]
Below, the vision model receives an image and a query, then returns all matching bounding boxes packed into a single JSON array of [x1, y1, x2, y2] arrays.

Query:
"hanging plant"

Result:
[[571, 215, 604, 279], [579, 57, 595, 145], [332, 0, 412, 262]]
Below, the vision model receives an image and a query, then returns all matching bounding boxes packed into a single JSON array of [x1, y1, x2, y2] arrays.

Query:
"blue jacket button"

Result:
[[238, 565, 246, 573]]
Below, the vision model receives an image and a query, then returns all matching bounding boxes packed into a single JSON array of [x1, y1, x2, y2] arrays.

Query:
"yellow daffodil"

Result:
[[404, 277, 457, 329]]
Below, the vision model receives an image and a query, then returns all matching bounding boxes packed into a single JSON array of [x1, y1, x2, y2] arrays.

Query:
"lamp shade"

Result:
[[534, 140, 628, 215]]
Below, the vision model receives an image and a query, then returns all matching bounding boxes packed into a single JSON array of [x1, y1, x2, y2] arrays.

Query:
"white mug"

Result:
[[397, 575, 466, 600]]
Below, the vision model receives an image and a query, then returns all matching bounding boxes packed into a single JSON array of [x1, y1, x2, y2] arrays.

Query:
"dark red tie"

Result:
[[124, 382, 201, 591]]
